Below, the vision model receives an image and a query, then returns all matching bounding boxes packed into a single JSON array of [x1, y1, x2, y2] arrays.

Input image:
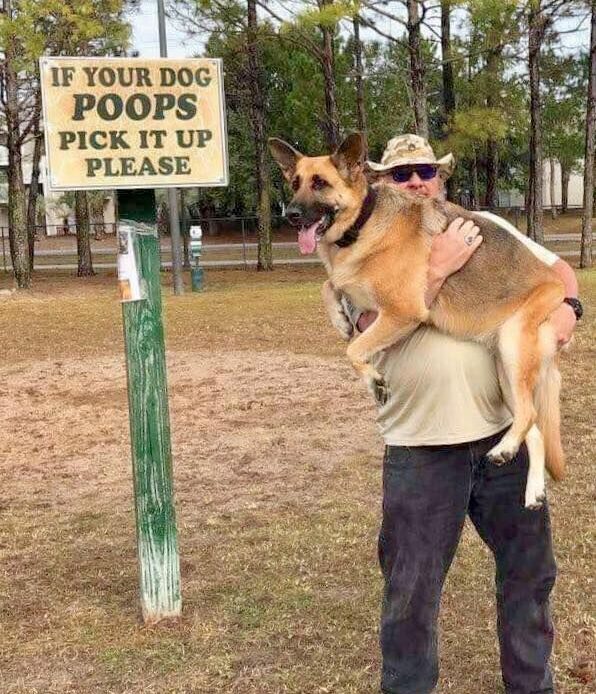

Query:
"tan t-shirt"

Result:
[[355, 213, 559, 446]]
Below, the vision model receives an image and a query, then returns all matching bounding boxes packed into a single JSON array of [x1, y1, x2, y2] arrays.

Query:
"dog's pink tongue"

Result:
[[298, 222, 318, 255]]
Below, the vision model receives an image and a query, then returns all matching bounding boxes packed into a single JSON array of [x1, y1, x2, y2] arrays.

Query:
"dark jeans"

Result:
[[379, 430, 557, 694]]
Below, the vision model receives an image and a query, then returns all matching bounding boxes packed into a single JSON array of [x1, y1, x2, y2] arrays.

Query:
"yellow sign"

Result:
[[40, 57, 228, 191]]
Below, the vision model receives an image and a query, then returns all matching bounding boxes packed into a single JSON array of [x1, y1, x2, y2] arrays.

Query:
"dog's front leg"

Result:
[[346, 311, 420, 397], [322, 280, 354, 341]]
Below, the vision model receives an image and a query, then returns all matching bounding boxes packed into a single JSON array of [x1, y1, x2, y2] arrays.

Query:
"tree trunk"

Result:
[[247, 0, 273, 270], [485, 48, 502, 209], [560, 162, 570, 213], [4, 0, 30, 289], [318, 1, 340, 149], [27, 97, 43, 272], [549, 158, 557, 218], [407, 0, 429, 138], [528, 0, 545, 244], [353, 15, 367, 150], [471, 150, 480, 210], [157, 201, 169, 237], [485, 138, 499, 208], [94, 221, 105, 241], [180, 188, 190, 269], [593, 162, 596, 216], [74, 190, 95, 276], [441, 0, 456, 201], [88, 194, 106, 241], [581, 0, 596, 268], [182, 231, 190, 269], [526, 173, 533, 234]]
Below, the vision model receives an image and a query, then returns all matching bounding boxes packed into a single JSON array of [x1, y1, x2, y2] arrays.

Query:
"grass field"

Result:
[[0, 267, 594, 694]]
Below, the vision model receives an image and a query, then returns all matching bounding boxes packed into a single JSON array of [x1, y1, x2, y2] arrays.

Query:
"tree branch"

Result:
[[361, 0, 408, 28], [359, 13, 406, 45], [254, 0, 325, 60]]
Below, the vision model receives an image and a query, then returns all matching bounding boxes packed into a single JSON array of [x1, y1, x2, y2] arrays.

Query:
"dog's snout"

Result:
[[286, 206, 303, 226]]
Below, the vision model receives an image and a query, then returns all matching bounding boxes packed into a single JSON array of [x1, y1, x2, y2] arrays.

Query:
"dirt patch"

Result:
[[0, 268, 594, 693], [0, 349, 377, 515]]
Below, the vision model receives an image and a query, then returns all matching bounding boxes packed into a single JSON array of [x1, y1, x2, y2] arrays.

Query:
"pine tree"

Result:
[[581, 0, 596, 267], [1, 0, 130, 283]]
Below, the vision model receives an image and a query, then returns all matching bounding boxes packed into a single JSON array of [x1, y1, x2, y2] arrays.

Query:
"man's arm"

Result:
[[549, 258, 579, 347], [552, 257, 578, 296]]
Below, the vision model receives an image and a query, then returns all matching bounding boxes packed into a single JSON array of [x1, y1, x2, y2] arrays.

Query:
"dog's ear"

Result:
[[269, 138, 303, 181], [332, 133, 365, 182]]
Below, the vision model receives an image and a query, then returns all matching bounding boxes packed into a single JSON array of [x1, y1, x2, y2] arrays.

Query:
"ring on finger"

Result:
[[464, 235, 476, 246]]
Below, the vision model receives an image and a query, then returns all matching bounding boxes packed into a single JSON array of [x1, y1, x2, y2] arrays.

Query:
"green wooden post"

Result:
[[120, 225, 181, 623]]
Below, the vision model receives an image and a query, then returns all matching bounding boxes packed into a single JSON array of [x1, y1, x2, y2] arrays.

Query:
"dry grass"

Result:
[[0, 266, 594, 694]]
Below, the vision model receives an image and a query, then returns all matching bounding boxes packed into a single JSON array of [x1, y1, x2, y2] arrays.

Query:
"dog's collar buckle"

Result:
[[335, 188, 378, 248]]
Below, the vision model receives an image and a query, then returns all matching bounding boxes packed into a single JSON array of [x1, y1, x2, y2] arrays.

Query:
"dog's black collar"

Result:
[[334, 187, 378, 248]]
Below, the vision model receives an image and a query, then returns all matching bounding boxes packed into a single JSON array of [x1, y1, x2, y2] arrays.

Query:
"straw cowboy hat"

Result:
[[366, 134, 455, 179]]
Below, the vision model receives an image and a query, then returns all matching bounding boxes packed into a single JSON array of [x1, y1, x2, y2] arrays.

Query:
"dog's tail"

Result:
[[536, 355, 565, 481]]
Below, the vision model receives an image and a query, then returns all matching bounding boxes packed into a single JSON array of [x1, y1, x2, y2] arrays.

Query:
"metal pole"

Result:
[[157, 0, 184, 295]]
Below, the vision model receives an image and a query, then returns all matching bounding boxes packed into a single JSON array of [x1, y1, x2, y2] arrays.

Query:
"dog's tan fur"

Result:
[[269, 134, 566, 508]]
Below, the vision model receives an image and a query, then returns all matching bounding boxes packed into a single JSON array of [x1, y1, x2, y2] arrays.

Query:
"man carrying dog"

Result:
[[342, 135, 580, 694]]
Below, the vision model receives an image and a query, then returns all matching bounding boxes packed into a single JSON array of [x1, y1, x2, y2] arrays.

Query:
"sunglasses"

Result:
[[391, 165, 438, 183]]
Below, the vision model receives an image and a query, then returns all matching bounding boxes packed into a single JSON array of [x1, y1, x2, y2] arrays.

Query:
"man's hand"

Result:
[[550, 258, 579, 348], [425, 218, 483, 307], [550, 302, 576, 348]]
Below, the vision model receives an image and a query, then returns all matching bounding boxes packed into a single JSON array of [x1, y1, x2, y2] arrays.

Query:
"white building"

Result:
[[498, 159, 585, 209]]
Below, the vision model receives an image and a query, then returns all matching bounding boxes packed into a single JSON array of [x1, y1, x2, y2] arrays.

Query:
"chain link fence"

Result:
[[0, 208, 585, 272]]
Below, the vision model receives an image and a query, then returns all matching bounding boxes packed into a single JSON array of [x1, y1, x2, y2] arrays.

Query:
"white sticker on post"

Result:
[[117, 226, 143, 302]]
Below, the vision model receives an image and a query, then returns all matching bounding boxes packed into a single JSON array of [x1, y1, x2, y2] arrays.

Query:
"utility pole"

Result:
[[157, 0, 184, 295]]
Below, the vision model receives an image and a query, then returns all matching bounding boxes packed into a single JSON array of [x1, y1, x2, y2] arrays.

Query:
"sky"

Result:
[[127, 0, 199, 58], [127, 0, 590, 60]]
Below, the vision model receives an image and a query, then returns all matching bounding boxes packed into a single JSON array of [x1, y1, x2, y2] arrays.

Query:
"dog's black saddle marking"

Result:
[[335, 187, 378, 248]]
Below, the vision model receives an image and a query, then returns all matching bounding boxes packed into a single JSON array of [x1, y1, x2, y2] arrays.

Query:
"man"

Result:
[[337, 135, 581, 694]]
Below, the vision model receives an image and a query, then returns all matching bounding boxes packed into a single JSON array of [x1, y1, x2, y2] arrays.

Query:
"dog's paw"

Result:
[[524, 465, 546, 510], [364, 374, 391, 405], [525, 483, 546, 510], [486, 448, 515, 465], [369, 377, 389, 406], [486, 436, 519, 466], [331, 308, 354, 341]]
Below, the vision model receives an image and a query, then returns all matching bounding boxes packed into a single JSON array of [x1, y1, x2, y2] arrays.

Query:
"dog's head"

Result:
[[269, 133, 368, 254]]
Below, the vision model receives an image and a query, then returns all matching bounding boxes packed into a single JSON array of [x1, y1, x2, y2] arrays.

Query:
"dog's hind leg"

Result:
[[346, 311, 419, 398], [524, 424, 547, 509], [490, 323, 561, 509], [487, 312, 541, 466], [490, 353, 546, 508], [487, 282, 564, 469]]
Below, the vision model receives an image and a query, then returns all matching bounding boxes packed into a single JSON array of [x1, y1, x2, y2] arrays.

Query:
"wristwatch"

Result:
[[563, 297, 583, 320]]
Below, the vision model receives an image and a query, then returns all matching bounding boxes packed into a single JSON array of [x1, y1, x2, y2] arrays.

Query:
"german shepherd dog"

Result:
[[269, 132, 566, 509]]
